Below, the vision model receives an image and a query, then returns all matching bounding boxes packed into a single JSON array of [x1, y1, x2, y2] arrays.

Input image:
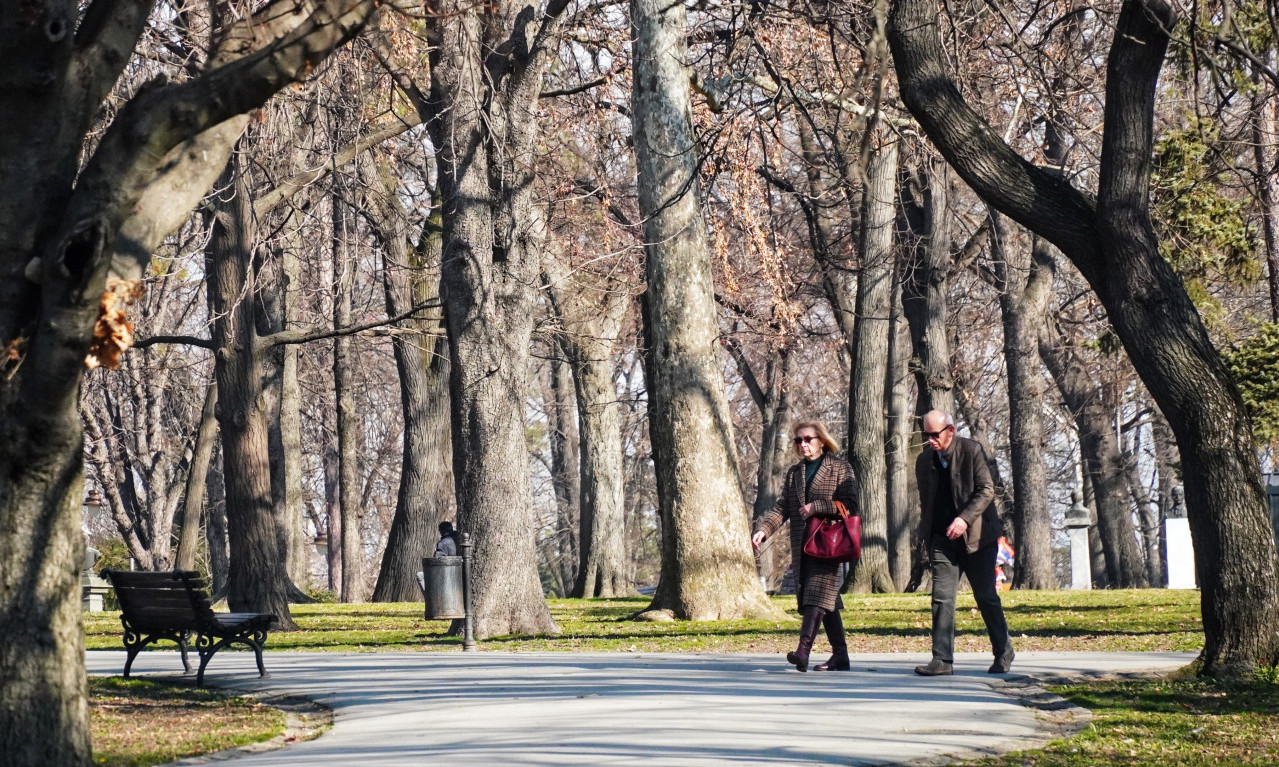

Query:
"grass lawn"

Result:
[[90, 676, 285, 766], [84, 589, 1206, 654], [90, 588, 1267, 767], [959, 676, 1279, 766]]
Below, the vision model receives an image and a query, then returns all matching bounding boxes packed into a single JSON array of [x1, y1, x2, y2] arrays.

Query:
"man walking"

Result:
[[913, 410, 1015, 676]]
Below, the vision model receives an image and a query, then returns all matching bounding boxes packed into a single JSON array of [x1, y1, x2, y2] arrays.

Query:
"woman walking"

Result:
[[752, 419, 860, 671]]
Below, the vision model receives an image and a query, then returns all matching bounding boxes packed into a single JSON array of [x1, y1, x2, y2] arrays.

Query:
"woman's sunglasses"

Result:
[[792, 435, 820, 445]]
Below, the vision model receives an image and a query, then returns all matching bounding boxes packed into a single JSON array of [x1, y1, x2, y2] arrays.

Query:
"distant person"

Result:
[[913, 410, 1015, 676], [434, 520, 458, 557], [752, 419, 859, 672]]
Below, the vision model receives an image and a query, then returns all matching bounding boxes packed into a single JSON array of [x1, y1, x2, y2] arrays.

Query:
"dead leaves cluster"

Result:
[[85, 278, 143, 370]]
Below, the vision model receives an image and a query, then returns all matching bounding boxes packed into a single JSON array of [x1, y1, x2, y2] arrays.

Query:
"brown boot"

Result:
[[814, 610, 850, 671], [786, 607, 826, 672]]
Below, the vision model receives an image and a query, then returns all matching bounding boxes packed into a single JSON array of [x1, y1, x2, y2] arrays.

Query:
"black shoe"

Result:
[[814, 654, 851, 672], [914, 660, 953, 676], [988, 648, 1015, 674], [785, 651, 809, 672]]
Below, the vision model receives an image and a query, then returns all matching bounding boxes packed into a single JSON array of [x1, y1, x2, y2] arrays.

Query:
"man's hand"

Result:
[[945, 517, 969, 540], [751, 530, 767, 551]]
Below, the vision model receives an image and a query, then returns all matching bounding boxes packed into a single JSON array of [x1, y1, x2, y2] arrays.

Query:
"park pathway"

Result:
[[86, 650, 1195, 766]]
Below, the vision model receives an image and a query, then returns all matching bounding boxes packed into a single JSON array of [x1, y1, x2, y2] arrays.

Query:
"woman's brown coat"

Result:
[[755, 453, 860, 611]]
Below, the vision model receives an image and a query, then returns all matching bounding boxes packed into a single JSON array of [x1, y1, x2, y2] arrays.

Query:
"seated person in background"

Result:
[[434, 520, 459, 557]]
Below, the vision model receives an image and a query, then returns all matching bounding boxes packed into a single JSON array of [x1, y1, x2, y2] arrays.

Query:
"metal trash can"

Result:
[[421, 556, 466, 620]]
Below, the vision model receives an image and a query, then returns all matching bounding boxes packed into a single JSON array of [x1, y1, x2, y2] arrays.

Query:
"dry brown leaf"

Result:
[[85, 278, 143, 370]]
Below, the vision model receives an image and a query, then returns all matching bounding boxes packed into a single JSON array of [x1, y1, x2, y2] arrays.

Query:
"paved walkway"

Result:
[[86, 650, 1196, 766]]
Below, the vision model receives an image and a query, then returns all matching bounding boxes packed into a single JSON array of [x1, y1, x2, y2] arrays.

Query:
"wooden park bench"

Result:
[[103, 570, 275, 686]]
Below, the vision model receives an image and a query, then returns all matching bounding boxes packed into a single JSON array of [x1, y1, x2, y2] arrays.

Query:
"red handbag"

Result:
[[802, 500, 861, 563]]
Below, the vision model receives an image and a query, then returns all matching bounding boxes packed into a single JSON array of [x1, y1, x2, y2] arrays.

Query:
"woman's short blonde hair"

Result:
[[792, 419, 840, 455]]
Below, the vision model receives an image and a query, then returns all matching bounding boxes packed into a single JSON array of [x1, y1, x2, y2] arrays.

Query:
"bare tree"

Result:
[[849, 135, 898, 593], [631, 0, 780, 620], [889, 0, 1278, 672]]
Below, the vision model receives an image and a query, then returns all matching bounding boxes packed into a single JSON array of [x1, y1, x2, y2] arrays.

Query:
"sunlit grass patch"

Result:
[[90, 676, 284, 767]]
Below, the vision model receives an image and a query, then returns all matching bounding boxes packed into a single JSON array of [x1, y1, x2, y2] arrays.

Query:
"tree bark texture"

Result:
[[370, 196, 455, 603], [331, 195, 364, 603], [425, 0, 567, 637], [1123, 421, 1165, 587], [632, 0, 781, 620], [898, 156, 954, 417], [886, 258, 915, 589], [990, 215, 1055, 588], [207, 157, 297, 629], [849, 137, 899, 594], [889, 0, 1279, 671], [547, 351, 582, 591], [542, 253, 632, 598], [174, 382, 220, 571], [258, 224, 311, 590]]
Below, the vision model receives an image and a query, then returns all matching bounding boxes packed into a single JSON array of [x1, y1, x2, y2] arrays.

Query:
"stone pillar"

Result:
[[1064, 490, 1091, 590]]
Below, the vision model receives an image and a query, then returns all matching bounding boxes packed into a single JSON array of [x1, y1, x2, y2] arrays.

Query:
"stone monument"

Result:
[[1164, 486, 1196, 589], [82, 543, 112, 611], [1064, 490, 1091, 590]]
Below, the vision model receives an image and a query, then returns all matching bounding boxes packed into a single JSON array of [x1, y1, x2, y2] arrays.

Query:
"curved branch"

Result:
[[886, 0, 1100, 276]]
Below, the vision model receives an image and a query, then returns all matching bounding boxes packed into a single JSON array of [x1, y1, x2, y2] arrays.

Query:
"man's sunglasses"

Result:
[[792, 436, 820, 445], [922, 425, 954, 439]]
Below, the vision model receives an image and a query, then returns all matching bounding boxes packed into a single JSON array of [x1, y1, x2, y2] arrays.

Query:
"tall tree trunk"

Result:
[[547, 350, 582, 589], [899, 156, 954, 417], [890, 0, 1279, 672], [849, 136, 899, 593], [567, 332, 631, 598], [0, 356, 91, 767], [989, 214, 1055, 588], [541, 254, 631, 598], [207, 156, 296, 629], [174, 382, 219, 571], [332, 195, 364, 603], [323, 437, 342, 593], [207, 454, 230, 595], [1081, 470, 1110, 588], [631, 0, 781, 620], [886, 257, 915, 589], [258, 226, 310, 592], [1039, 323, 1147, 587], [370, 196, 455, 602], [425, 0, 566, 637], [1123, 417, 1165, 587]]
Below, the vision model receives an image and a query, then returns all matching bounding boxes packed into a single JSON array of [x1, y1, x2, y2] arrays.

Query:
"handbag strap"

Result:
[[832, 500, 848, 518]]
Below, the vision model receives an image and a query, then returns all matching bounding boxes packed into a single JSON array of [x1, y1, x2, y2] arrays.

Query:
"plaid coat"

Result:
[[755, 453, 860, 611]]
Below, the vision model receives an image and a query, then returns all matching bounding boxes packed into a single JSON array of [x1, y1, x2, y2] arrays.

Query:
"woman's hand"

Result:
[[751, 530, 767, 551], [799, 502, 816, 519]]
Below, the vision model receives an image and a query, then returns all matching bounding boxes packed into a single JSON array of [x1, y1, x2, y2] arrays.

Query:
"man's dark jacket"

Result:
[[915, 436, 999, 553]]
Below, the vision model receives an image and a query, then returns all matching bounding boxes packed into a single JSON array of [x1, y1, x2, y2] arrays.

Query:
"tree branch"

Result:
[[264, 300, 442, 347], [132, 334, 216, 350], [254, 114, 422, 218]]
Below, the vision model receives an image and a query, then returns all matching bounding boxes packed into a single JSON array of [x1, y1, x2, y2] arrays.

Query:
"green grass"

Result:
[[83, 589, 1205, 654], [961, 675, 1279, 766], [89, 676, 285, 766]]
